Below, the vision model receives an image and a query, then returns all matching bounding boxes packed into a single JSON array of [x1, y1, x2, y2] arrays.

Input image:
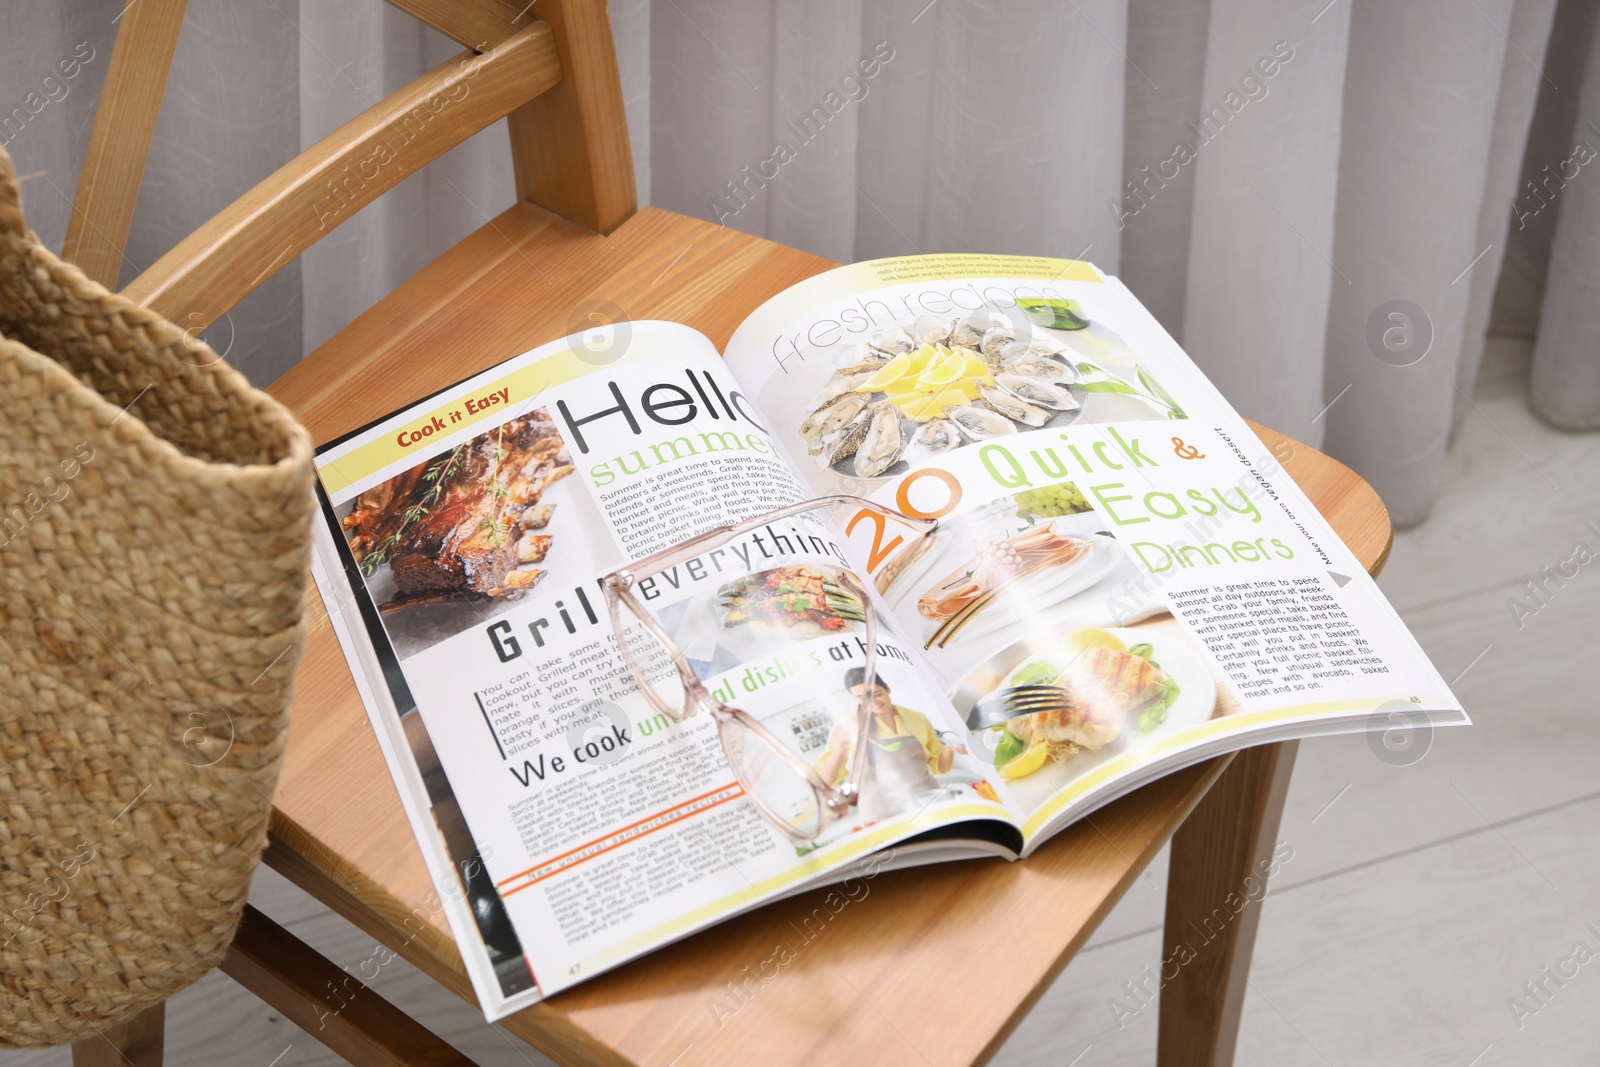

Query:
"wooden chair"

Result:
[[59, 0, 1394, 1063]]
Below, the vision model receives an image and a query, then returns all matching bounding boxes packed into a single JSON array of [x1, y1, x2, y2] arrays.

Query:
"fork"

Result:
[[965, 685, 1077, 730]]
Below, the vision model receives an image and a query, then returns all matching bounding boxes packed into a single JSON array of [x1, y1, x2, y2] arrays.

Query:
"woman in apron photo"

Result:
[[814, 668, 966, 824]]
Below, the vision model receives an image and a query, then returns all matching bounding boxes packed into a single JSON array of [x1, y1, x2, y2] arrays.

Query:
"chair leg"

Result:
[[70, 1002, 165, 1067], [1158, 740, 1298, 1067], [221, 904, 481, 1066]]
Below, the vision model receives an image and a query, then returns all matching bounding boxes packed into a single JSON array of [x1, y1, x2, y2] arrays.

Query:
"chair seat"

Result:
[[266, 203, 1391, 1066]]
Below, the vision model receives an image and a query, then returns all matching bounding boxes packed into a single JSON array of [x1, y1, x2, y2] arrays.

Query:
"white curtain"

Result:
[[3, 0, 1595, 525]]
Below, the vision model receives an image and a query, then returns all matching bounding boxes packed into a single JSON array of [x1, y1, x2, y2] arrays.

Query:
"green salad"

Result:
[[1017, 297, 1090, 331]]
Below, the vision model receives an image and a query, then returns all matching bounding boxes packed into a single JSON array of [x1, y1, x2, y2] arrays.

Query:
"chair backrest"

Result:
[[62, 0, 635, 333]]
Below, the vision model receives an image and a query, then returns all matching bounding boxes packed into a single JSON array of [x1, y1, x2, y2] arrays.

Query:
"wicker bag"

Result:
[[0, 144, 315, 1046]]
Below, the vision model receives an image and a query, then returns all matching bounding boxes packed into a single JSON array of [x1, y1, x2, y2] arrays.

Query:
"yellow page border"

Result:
[[317, 344, 633, 497]]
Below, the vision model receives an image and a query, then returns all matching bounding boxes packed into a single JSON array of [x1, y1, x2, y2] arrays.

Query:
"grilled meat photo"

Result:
[[342, 411, 573, 609], [718, 565, 867, 632]]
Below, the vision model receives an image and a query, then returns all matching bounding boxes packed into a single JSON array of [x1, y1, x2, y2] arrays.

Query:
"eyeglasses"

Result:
[[602, 495, 937, 841]]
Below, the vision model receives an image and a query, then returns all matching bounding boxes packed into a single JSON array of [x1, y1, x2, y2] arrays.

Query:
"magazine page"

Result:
[[308, 320, 1013, 1017], [722, 254, 1468, 846]]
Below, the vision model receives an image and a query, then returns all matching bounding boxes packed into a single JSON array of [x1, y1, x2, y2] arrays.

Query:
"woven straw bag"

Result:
[[0, 143, 315, 1046]]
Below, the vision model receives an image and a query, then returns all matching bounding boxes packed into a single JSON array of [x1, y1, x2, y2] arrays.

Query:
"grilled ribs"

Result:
[[343, 411, 573, 602]]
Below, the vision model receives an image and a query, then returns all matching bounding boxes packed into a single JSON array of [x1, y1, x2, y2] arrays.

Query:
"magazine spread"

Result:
[[307, 254, 1467, 1020]]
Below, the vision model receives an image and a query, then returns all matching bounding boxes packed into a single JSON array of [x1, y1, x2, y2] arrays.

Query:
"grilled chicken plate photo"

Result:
[[957, 623, 1220, 787]]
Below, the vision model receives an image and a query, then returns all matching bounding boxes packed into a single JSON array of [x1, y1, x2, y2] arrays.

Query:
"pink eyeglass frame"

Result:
[[601, 495, 937, 840]]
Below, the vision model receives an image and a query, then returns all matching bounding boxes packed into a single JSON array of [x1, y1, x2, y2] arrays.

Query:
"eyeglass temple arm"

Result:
[[605, 581, 704, 709], [830, 569, 880, 811], [610, 495, 936, 579]]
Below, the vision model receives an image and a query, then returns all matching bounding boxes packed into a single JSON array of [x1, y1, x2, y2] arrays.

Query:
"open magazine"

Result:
[[307, 253, 1467, 1020]]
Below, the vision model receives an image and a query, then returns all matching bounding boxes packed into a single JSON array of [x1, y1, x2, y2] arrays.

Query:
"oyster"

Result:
[[1021, 339, 1071, 359], [801, 392, 869, 451], [995, 339, 1034, 364], [834, 358, 891, 377], [940, 321, 979, 347], [994, 372, 1080, 411], [867, 327, 915, 356], [944, 404, 1018, 440], [816, 370, 878, 403], [830, 344, 889, 376], [853, 402, 907, 478], [913, 316, 956, 347], [903, 418, 962, 465], [1006, 352, 1078, 382], [815, 408, 872, 467], [980, 326, 1026, 360], [948, 317, 987, 348], [978, 384, 1051, 426]]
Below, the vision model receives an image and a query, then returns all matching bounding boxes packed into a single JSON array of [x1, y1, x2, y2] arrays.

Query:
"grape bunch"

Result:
[[1015, 482, 1090, 518]]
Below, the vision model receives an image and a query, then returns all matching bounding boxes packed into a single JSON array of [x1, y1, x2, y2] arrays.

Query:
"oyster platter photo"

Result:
[[794, 298, 1187, 483]]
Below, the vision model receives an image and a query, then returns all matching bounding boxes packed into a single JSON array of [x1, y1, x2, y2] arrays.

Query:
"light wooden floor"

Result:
[[6, 335, 1595, 1066]]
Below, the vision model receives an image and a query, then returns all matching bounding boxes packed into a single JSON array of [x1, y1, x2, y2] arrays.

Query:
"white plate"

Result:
[[938, 544, 1117, 645], [889, 509, 1114, 647]]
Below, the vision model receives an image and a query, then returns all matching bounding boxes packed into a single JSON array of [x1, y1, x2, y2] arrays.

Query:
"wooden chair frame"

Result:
[[50, 3, 1394, 1065]]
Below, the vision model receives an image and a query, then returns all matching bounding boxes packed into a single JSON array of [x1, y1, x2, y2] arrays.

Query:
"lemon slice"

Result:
[[903, 343, 940, 376], [890, 392, 934, 420], [857, 353, 913, 391], [960, 351, 990, 380], [915, 348, 968, 389], [1064, 627, 1125, 657], [882, 381, 924, 400], [900, 386, 971, 421], [998, 737, 1051, 779]]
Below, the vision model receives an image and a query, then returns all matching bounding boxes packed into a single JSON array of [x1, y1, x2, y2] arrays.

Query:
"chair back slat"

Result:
[[506, 0, 635, 234], [384, 0, 528, 50], [61, 0, 189, 288], [123, 24, 561, 327], [66, 0, 637, 333]]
